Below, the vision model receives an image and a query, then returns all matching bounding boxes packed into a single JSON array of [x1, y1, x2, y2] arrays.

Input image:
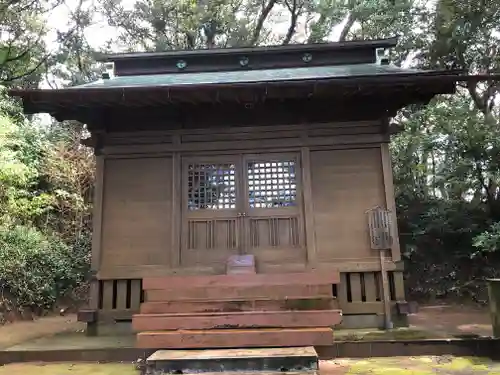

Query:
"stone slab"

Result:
[[146, 347, 318, 373]]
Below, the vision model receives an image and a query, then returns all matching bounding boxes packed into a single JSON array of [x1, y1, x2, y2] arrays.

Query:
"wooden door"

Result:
[[181, 156, 243, 269], [181, 153, 306, 271], [242, 153, 306, 267]]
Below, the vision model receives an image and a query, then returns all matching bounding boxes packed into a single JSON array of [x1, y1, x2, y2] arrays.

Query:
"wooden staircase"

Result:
[[133, 271, 342, 349]]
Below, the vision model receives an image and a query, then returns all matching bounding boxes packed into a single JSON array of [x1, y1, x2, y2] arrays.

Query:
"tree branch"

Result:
[[338, 11, 355, 41], [249, 0, 277, 46], [283, 0, 302, 45]]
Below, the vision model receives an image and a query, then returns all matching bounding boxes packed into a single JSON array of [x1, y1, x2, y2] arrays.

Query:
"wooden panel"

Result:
[[337, 273, 349, 305], [146, 284, 332, 302], [341, 302, 384, 314], [103, 134, 386, 155], [140, 298, 334, 314], [100, 157, 172, 269], [130, 279, 142, 310], [133, 310, 342, 331], [392, 271, 406, 300], [143, 271, 340, 290], [136, 327, 333, 349], [103, 122, 382, 147], [115, 280, 128, 310], [349, 273, 362, 303], [101, 280, 114, 310], [310, 148, 386, 262], [96, 260, 400, 279], [363, 272, 378, 302]]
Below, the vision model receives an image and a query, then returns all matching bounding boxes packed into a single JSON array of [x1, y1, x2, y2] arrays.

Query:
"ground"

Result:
[[0, 363, 137, 375], [0, 303, 497, 375], [2, 357, 500, 375], [322, 357, 500, 374], [0, 303, 494, 350]]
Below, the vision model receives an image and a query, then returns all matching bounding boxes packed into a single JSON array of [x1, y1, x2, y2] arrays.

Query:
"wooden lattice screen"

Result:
[[367, 207, 393, 250]]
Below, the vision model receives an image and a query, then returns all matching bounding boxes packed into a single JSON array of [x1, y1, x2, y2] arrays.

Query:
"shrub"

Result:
[[0, 224, 87, 309]]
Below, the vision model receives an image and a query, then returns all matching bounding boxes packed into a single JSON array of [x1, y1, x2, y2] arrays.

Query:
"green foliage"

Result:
[[0, 95, 92, 312], [0, 225, 87, 308], [473, 222, 500, 255]]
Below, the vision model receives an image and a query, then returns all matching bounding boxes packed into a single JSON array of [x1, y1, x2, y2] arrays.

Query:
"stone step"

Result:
[[148, 371, 317, 375], [146, 284, 332, 302], [136, 327, 333, 349], [143, 271, 340, 290], [133, 309, 342, 331], [140, 297, 337, 314], [146, 347, 318, 373]]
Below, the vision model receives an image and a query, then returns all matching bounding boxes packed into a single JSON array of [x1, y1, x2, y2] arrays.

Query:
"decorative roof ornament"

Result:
[[239, 56, 249, 67], [376, 48, 390, 65], [176, 60, 187, 70], [101, 62, 115, 80], [302, 53, 312, 63]]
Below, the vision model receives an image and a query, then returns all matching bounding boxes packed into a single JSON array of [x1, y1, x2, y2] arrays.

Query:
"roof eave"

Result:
[[96, 37, 399, 62]]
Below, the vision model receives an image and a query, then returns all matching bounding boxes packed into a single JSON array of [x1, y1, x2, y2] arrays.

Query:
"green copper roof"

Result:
[[74, 63, 428, 89]]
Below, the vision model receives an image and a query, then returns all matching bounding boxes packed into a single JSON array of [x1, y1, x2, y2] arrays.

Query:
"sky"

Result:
[[45, 0, 346, 64]]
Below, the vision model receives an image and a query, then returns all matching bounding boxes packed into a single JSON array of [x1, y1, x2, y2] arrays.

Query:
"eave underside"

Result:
[[15, 76, 458, 127]]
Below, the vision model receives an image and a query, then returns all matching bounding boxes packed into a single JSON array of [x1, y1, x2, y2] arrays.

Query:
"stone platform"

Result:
[[146, 346, 318, 374]]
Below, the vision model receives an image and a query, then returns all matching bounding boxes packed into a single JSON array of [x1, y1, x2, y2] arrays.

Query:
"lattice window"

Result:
[[187, 163, 236, 210], [247, 160, 297, 208]]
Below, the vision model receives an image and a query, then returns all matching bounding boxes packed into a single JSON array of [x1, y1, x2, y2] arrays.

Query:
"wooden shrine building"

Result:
[[9, 37, 484, 348]]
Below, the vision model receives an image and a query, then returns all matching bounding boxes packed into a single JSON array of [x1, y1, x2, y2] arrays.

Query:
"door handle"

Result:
[[237, 212, 247, 217]]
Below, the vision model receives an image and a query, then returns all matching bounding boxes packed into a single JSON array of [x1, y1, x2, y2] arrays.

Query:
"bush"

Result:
[[0, 224, 88, 309]]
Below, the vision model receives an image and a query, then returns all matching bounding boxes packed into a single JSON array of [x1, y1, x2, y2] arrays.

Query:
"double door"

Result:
[[181, 152, 305, 269]]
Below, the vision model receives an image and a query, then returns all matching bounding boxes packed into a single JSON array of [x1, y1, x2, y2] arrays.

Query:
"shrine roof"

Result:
[[7, 36, 500, 123], [72, 63, 451, 89]]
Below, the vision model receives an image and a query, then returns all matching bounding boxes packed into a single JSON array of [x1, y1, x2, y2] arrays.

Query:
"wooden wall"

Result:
[[310, 148, 387, 263], [90, 121, 406, 323], [100, 157, 173, 275]]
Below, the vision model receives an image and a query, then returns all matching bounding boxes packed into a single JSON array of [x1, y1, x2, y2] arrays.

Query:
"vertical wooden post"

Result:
[[379, 251, 393, 329], [88, 149, 105, 336], [171, 137, 181, 268], [300, 147, 318, 269], [380, 142, 399, 329], [488, 279, 500, 338], [380, 143, 401, 262]]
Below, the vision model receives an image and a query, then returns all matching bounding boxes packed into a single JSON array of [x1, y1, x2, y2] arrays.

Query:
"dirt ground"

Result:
[[0, 303, 493, 350], [0, 363, 137, 375], [408, 304, 492, 338], [0, 314, 83, 350]]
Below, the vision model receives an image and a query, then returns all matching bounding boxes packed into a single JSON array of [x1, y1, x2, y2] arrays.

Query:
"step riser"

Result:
[[146, 285, 332, 302], [143, 271, 340, 290], [140, 298, 336, 314], [133, 310, 342, 331], [136, 328, 333, 349], [146, 347, 318, 373], [148, 356, 318, 373]]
